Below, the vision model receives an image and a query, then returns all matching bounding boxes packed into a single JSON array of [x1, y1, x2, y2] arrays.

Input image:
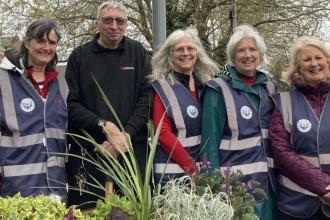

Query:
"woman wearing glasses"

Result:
[[150, 27, 219, 185]]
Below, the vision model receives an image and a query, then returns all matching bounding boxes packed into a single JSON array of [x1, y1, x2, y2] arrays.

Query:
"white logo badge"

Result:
[[187, 105, 198, 118], [240, 106, 252, 119], [297, 119, 312, 133], [20, 98, 35, 112]]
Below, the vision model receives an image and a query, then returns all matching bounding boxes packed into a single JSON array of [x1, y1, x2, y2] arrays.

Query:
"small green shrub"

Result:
[[0, 193, 83, 220], [88, 194, 134, 219]]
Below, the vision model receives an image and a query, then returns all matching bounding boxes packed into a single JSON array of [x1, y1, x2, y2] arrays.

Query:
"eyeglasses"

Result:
[[99, 17, 127, 26], [172, 46, 196, 54]]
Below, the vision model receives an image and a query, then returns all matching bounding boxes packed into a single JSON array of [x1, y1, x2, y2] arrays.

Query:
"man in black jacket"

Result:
[[65, 1, 151, 209]]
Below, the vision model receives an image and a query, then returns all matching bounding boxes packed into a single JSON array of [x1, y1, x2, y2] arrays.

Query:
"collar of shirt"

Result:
[[26, 67, 59, 98]]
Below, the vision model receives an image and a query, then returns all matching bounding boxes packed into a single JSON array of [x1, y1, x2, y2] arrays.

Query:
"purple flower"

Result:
[[222, 167, 232, 178]]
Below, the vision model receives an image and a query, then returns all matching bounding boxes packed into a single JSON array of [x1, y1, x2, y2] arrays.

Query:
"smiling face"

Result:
[[172, 37, 197, 75], [26, 29, 58, 67], [97, 7, 127, 48], [234, 38, 261, 76], [298, 46, 329, 87]]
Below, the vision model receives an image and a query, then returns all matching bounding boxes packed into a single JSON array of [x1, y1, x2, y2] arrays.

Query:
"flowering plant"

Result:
[[193, 161, 265, 220]]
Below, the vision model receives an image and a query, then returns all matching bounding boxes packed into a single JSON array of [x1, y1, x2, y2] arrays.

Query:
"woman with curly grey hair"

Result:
[[150, 27, 219, 185], [201, 24, 277, 220]]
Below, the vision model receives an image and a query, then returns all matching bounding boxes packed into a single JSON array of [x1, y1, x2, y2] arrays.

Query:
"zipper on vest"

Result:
[[43, 137, 47, 147]]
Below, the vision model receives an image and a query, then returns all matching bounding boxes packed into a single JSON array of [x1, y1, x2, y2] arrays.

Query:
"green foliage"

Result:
[[0, 193, 83, 220], [194, 162, 263, 220], [64, 75, 162, 220], [152, 176, 234, 220], [88, 194, 134, 219]]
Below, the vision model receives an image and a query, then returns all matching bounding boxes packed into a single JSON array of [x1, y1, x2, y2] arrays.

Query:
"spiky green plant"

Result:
[[65, 75, 163, 220]]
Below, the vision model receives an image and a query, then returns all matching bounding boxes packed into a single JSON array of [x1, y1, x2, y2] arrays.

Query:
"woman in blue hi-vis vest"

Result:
[[269, 36, 330, 220], [0, 19, 68, 202], [150, 27, 219, 186], [201, 24, 277, 220]]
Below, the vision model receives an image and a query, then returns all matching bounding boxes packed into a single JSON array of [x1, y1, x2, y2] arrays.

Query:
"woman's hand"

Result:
[[323, 185, 330, 202]]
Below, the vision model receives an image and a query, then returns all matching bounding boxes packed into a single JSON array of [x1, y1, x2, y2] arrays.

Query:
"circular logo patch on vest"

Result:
[[187, 105, 198, 118], [240, 106, 252, 119], [20, 98, 35, 112], [297, 119, 312, 133]]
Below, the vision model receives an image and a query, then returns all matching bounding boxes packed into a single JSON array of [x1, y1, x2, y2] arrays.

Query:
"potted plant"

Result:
[[65, 75, 162, 219], [152, 176, 234, 220], [193, 161, 263, 220]]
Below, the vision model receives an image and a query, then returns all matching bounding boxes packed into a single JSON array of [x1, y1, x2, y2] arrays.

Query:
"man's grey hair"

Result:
[[97, 1, 127, 19], [226, 24, 268, 67]]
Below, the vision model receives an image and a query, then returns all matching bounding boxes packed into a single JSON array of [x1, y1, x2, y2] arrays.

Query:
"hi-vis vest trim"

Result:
[[152, 79, 201, 182], [279, 155, 320, 196], [156, 79, 201, 146], [0, 71, 19, 131], [3, 156, 65, 177], [220, 161, 269, 175], [278, 92, 293, 133], [0, 68, 68, 197], [154, 163, 187, 174], [207, 76, 277, 201], [0, 128, 65, 147], [272, 90, 330, 218], [212, 78, 271, 153]]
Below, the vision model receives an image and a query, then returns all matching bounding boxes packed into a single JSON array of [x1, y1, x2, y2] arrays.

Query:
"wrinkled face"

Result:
[[234, 38, 261, 76], [298, 46, 329, 87], [26, 29, 58, 67], [97, 7, 127, 47], [172, 37, 197, 75]]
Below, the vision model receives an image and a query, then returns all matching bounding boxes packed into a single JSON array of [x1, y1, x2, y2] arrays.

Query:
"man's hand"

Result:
[[102, 121, 130, 153], [99, 141, 119, 158]]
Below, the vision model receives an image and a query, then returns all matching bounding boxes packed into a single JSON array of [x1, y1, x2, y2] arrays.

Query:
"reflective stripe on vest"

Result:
[[152, 79, 201, 182], [155, 79, 201, 145], [207, 77, 276, 200], [0, 69, 67, 196], [273, 90, 330, 217], [0, 70, 19, 131], [3, 156, 65, 177], [0, 128, 65, 147]]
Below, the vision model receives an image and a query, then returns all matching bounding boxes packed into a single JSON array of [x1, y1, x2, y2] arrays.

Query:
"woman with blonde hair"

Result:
[[150, 27, 219, 185], [269, 36, 330, 219]]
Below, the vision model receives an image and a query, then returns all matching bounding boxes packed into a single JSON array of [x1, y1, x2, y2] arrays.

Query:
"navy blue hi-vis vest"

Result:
[[152, 79, 202, 184], [0, 67, 68, 197], [272, 90, 330, 218], [207, 77, 277, 201]]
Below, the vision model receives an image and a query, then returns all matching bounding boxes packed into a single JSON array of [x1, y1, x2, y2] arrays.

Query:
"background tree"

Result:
[[0, 0, 329, 90]]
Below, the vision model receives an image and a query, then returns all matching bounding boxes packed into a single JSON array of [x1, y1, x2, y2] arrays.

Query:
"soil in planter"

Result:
[[105, 207, 132, 220]]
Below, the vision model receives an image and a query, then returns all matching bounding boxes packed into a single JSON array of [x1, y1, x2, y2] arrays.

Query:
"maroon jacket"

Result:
[[269, 77, 330, 196]]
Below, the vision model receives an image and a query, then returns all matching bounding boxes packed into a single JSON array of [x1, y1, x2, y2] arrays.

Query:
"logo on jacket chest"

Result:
[[297, 119, 312, 133], [240, 106, 252, 119], [20, 98, 35, 112], [187, 105, 198, 118]]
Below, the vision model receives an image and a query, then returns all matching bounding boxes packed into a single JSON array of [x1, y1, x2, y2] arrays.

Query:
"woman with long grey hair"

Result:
[[150, 27, 219, 185]]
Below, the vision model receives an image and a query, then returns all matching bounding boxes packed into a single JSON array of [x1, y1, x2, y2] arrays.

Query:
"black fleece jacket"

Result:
[[65, 34, 151, 147]]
